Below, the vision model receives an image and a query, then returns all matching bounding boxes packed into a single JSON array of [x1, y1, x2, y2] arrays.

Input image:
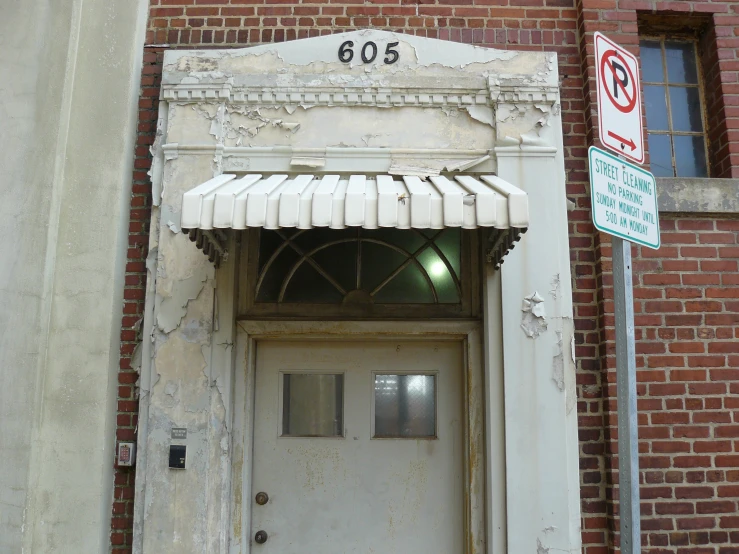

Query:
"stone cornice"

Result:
[[161, 84, 492, 107], [488, 81, 560, 105], [162, 83, 233, 101], [161, 81, 560, 109]]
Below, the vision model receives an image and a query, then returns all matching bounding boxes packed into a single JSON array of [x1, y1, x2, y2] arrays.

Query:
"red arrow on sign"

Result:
[[607, 130, 636, 151]]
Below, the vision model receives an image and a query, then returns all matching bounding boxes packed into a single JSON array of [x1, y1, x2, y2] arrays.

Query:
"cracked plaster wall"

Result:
[[496, 108, 581, 552], [162, 30, 560, 152], [169, 103, 495, 151], [163, 31, 547, 85], [139, 152, 229, 553]]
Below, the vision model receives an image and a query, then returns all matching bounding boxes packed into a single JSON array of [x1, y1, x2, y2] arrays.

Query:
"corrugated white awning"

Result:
[[181, 174, 528, 231], [180, 174, 528, 267]]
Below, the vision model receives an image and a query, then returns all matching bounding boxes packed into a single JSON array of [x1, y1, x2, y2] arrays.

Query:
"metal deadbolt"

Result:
[[255, 491, 269, 505], [254, 530, 268, 544]]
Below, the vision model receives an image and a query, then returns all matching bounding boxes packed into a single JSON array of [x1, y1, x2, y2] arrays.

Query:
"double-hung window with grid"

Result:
[[640, 38, 709, 178]]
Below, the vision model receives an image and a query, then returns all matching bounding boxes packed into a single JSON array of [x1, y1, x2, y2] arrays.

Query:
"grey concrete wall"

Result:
[[0, 1, 73, 548], [657, 177, 739, 213], [0, 0, 147, 551]]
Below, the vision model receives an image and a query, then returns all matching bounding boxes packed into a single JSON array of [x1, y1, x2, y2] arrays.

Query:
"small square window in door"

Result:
[[374, 374, 436, 438], [281, 373, 344, 437]]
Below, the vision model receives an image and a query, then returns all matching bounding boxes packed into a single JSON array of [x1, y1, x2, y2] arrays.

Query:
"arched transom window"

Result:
[[239, 228, 480, 318]]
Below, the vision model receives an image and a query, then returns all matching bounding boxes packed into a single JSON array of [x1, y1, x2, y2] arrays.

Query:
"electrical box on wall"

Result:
[[169, 444, 186, 469], [117, 442, 136, 467]]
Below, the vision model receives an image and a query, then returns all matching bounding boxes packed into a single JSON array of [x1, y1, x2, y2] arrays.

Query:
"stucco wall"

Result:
[[0, 1, 71, 548], [0, 0, 147, 551]]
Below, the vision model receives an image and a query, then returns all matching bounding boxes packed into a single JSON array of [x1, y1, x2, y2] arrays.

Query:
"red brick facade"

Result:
[[112, 48, 162, 553], [112, 1, 739, 552]]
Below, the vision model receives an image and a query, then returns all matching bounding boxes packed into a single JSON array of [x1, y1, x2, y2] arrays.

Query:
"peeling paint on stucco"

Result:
[[549, 274, 560, 301], [465, 105, 495, 127], [156, 264, 213, 334], [521, 291, 548, 339], [552, 331, 566, 392], [164, 30, 529, 76], [161, 29, 560, 150]]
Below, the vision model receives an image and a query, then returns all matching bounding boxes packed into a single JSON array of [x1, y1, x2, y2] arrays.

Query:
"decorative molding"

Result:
[[494, 144, 558, 157], [163, 144, 492, 157], [161, 83, 233, 101], [161, 82, 561, 108], [161, 144, 498, 175], [161, 84, 491, 107], [488, 81, 560, 105]]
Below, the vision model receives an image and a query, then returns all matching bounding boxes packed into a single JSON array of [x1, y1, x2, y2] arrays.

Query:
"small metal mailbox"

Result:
[[169, 445, 186, 469]]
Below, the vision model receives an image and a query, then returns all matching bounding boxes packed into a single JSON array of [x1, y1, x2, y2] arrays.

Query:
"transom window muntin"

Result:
[[239, 227, 480, 319], [256, 227, 461, 304], [640, 37, 709, 178]]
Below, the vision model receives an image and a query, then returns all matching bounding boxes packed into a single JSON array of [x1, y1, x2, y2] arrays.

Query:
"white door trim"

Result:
[[229, 320, 499, 554]]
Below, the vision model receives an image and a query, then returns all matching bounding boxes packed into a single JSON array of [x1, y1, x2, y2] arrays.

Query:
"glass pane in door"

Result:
[[281, 373, 344, 437], [374, 374, 436, 438]]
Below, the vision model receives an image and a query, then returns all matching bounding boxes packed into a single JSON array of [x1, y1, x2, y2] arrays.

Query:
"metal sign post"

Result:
[[590, 144, 655, 554], [612, 235, 641, 554], [591, 30, 658, 551]]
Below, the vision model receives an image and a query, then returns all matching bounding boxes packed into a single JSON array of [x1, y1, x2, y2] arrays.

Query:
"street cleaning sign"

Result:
[[589, 146, 660, 249]]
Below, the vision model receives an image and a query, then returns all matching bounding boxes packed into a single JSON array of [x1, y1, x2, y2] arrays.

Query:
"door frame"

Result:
[[229, 320, 499, 554]]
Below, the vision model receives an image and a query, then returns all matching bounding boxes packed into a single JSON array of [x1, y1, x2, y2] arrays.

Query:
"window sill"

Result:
[[657, 177, 739, 214]]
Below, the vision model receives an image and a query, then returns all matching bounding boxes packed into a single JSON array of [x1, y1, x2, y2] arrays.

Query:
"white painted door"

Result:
[[250, 340, 464, 553]]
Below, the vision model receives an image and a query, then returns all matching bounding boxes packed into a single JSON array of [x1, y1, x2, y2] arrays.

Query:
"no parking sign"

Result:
[[594, 32, 644, 164]]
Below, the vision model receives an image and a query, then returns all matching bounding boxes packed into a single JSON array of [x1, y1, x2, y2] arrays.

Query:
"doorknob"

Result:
[[254, 530, 268, 544]]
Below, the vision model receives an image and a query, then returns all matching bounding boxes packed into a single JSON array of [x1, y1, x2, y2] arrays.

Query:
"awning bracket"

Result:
[[184, 228, 228, 268], [486, 227, 526, 269]]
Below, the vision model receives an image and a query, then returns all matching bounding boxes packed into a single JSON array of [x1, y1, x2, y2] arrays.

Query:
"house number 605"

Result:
[[338, 41, 400, 65]]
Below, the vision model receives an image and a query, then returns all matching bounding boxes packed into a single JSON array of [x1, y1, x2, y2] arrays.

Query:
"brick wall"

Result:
[[111, 1, 739, 552], [582, 218, 739, 552], [111, 48, 162, 554], [576, 0, 739, 550], [698, 14, 739, 180]]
